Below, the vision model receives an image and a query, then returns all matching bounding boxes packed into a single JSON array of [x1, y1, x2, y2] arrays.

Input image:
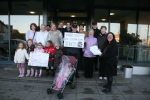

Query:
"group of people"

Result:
[[14, 21, 118, 93]]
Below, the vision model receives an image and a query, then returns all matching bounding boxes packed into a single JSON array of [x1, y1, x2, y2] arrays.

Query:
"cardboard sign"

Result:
[[64, 32, 85, 48], [28, 52, 49, 67]]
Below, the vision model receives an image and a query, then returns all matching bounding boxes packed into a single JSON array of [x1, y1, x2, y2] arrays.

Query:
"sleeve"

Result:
[[82, 38, 87, 52], [14, 52, 17, 63], [55, 50, 63, 58], [59, 31, 64, 47], [25, 31, 29, 41], [35, 32, 39, 44], [95, 38, 98, 46], [46, 32, 51, 42], [24, 49, 29, 59], [103, 42, 118, 59]]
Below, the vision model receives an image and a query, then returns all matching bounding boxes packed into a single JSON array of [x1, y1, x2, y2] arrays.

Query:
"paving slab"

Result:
[[24, 91, 51, 100], [51, 93, 76, 100], [96, 86, 121, 95], [77, 85, 99, 94], [100, 94, 126, 100], [77, 94, 101, 100], [114, 75, 130, 85], [0, 90, 29, 100], [32, 83, 51, 92], [116, 85, 142, 95], [123, 94, 150, 100]]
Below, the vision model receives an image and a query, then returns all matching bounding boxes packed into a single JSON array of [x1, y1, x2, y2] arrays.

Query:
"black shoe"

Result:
[[103, 84, 108, 88], [102, 88, 111, 93]]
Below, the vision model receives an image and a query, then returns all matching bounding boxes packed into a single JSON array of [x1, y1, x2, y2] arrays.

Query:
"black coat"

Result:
[[26, 45, 35, 54], [54, 49, 63, 68], [92, 28, 100, 38], [58, 28, 65, 37], [101, 41, 118, 76], [97, 33, 107, 49]]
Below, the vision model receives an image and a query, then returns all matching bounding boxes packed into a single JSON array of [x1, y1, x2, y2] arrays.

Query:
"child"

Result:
[[44, 40, 56, 77], [14, 42, 29, 77], [26, 39, 35, 76], [54, 43, 63, 70], [34, 42, 44, 77]]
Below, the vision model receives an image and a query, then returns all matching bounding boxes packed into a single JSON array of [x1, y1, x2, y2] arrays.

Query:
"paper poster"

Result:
[[90, 46, 102, 55], [64, 32, 85, 48], [28, 52, 49, 67]]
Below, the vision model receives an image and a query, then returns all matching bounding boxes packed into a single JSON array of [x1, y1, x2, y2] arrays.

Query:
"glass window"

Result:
[[0, 2, 9, 61], [110, 10, 136, 42]]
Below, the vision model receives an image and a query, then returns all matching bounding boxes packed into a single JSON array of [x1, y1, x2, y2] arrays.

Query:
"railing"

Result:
[[117, 44, 150, 63]]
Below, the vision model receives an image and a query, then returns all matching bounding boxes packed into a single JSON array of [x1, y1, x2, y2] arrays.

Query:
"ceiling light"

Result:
[[101, 19, 106, 21], [71, 15, 75, 17], [30, 11, 35, 14], [110, 13, 115, 15], [40, 18, 43, 19]]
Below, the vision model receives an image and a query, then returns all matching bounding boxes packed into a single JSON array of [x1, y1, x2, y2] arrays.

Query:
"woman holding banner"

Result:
[[83, 29, 98, 78]]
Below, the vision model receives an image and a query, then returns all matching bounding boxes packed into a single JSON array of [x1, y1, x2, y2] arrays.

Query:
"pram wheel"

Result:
[[47, 88, 52, 94], [71, 84, 76, 89], [57, 92, 63, 99]]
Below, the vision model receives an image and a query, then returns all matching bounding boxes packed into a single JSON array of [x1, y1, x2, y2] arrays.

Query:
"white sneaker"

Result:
[[99, 77, 102, 79], [20, 74, 24, 77], [104, 77, 107, 80], [18, 74, 21, 77]]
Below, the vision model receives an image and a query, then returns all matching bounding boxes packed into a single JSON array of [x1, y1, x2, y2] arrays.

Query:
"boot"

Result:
[[26, 70, 30, 76], [46, 69, 50, 76], [102, 87, 111, 93], [30, 68, 34, 77]]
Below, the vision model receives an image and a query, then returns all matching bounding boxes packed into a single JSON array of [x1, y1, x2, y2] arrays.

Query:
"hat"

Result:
[[72, 23, 78, 28], [92, 21, 97, 25], [55, 43, 60, 47]]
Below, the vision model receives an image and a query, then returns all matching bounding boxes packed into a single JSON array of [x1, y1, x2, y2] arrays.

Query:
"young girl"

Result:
[[34, 42, 44, 77], [14, 42, 29, 77], [26, 39, 35, 76], [44, 40, 56, 77], [54, 43, 63, 69]]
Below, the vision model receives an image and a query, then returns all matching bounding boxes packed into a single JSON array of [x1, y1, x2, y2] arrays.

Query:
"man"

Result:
[[36, 24, 49, 47], [65, 23, 80, 78], [79, 24, 88, 38], [64, 22, 72, 32], [92, 21, 100, 71], [58, 22, 65, 37], [46, 25, 51, 32]]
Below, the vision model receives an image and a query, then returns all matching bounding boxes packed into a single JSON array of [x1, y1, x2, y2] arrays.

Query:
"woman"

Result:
[[100, 32, 118, 93], [83, 29, 97, 78], [98, 26, 108, 80], [47, 24, 63, 47], [26, 23, 38, 44]]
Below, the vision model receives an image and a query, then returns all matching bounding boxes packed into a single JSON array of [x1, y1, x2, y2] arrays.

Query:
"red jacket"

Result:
[[44, 46, 56, 61]]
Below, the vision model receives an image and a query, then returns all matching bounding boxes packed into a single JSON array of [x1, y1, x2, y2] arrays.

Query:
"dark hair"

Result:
[[101, 32, 116, 51], [66, 22, 71, 25], [26, 39, 34, 47], [100, 26, 107, 30], [47, 25, 51, 27], [30, 23, 38, 31], [47, 40, 53, 45], [79, 24, 84, 27]]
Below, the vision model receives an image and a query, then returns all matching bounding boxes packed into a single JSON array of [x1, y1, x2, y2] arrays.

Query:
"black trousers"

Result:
[[84, 57, 95, 78], [99, 57, 106, 77]]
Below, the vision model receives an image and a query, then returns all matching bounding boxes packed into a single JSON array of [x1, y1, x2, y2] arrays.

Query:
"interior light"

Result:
[[30, 11, 35, 14], [110, 13, 115, 15], [71, 15, 75, 17], [101, 19, 106, 21]]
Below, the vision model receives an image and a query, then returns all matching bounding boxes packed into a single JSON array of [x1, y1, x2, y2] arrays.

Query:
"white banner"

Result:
[[64, 32, 85, 48], [28, 52, 49, 67]]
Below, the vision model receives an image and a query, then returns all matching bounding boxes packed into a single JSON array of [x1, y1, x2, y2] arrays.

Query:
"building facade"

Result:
[[0, 0, 150, 63]]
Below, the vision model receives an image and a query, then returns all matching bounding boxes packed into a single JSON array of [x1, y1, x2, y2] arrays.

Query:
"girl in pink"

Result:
[[14, 42, 29, 77], [34, 42, 44, 77]]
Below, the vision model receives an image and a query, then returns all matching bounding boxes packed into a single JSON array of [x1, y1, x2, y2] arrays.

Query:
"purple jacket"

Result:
[[83, 35, 98, 57], [26, 30, 37, 42]]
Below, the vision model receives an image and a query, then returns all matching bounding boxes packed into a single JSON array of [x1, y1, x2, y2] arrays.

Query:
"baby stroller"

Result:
[[47, 55, 78, 99]]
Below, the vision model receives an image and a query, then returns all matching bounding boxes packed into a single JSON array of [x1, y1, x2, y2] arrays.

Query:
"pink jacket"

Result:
[[34, 48, 44, 53]]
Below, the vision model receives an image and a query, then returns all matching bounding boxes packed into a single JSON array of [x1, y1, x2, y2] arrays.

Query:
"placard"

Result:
[[28, 52, 49, 67], [64, 32, 85, 48]]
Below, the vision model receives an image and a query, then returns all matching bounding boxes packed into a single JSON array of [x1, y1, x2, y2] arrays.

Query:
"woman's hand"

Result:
[[84, 40, 86, 43], [99, 54, 102, 56]]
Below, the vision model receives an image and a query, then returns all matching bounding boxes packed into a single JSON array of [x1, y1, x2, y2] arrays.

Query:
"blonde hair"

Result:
[[15, 42, 25, 52], [41, 24, 46, 27], [88, 29, 94, 33]]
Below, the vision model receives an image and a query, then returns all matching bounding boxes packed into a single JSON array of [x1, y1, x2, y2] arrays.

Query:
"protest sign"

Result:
[[28, 52, 49, 67], [64, 32, 85, 48]]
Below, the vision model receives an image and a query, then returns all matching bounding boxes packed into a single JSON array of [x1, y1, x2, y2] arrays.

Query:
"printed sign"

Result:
[[64, 32, 85, 48], [28, 52, 49, 67]]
